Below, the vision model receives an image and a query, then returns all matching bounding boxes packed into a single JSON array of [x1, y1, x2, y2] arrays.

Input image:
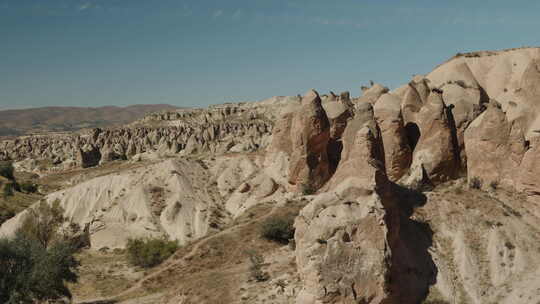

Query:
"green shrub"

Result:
[[20, 181, 38, 193], [126, 238, 179, 268], [469, 176, 482, 189], [0, 161, 14, 180], [260, 215, 295, 244], [301, 184, 315, 195], [0, 231, 79, 303]]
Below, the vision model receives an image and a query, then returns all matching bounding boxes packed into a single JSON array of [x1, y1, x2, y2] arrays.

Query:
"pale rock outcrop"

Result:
[[295, 123, 391, 304], [355, 83, 389, 104], [99, 144, 124, 165], [408, 90, 459, 184], [426, 61, 489, 166], [0, 98, 280, 168], [323, 102, 384, 191], [0, 159, 224, 249], [77, 144, 101, 168], [295, 108, 435, 303], [517, 137, 540, 215], [288, 90, 331, 191], [465, 102, 528, 190], [374, 93, 412, 181], [441, 83, 486, 166], [323, 91, 354, 173]]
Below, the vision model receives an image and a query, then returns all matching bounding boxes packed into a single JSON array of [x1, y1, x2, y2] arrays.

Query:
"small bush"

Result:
[[489, 180, 499, 190], [20, 181, 38, 193], [301, 184, 315, 195], [245, 250, 269, 282], [469, 177, 482, 189], [260, 215, 295, 244], [126, 238, 179, 268], [2, 183, 15, 197], [149, 186, 164, 193], [0, 161, 14, 180], [504, 241, 515, 250]]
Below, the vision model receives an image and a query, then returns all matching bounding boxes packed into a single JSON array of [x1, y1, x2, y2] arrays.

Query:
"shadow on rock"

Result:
[[387, 182, 438, 304]]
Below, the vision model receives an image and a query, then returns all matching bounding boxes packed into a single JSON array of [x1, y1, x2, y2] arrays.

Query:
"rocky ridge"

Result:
[[0, 97, 296, 170]]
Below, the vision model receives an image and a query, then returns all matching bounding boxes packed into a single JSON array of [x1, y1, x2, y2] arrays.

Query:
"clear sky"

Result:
[[1, 0, 540, 109]]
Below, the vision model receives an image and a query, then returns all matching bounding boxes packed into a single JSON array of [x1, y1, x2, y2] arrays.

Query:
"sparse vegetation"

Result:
[[490, 180, 499, 190], [301, 183, 315, 195], [260, 214, 295, 244], [245, 250, 269, 282], [19, 181, 38, 193], [0, 200, 79, 304], [149, 185, 164, 193], [126, 237, 179, 268], [0, 234, 79, 304], [470, 176, 482, 189], [2, 182, 15, 197], [19, 199, 66, 248], [422, 300, 451, 304], [0, 161, 15, 180], [504, 241, 516, 250]]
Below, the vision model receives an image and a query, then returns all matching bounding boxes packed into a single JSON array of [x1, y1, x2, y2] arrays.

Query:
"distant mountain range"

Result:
[[0, 104, 179, 137]]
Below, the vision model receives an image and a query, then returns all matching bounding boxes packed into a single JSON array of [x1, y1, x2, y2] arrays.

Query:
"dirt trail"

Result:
[[74, 202, 282, 304]]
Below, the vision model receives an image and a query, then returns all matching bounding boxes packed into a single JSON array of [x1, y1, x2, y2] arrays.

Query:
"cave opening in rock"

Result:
[[405, 123, 421, 152]]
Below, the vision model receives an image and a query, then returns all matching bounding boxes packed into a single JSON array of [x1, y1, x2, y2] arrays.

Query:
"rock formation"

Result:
[[287, 90, 331, 191], [374, 93, 412, 181], [3, 47, 540, 304]]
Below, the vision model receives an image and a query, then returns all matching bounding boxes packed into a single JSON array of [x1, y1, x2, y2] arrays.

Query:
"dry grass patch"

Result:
[[69, 250, 145, 301]]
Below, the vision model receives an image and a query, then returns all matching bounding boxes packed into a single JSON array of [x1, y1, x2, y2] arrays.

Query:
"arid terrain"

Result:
[[3, 47, 540, 304], [0, 104, 179, 138]]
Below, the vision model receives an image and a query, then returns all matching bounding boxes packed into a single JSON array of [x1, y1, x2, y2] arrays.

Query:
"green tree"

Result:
[[19, 199, 65, 248], [0, 233, 79, 303], [0, 161, 15, 180]]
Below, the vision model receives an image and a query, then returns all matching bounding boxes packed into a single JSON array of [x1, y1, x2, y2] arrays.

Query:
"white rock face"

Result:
[[0, 151, 295, 250], [1, 159, 220, 249]]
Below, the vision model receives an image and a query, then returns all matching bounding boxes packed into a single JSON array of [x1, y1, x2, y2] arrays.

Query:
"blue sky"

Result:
[[1, 0, 540, 108]]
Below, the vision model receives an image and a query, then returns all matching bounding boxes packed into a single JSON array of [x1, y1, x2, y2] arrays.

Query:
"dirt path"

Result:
[[75, 202, 281, 304]]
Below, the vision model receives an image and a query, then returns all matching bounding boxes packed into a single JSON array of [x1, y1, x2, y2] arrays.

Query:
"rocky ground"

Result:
[[2, 47, 540, 303]]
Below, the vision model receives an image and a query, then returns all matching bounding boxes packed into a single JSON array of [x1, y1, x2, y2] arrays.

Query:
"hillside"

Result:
[[0, 104, 179, 137]]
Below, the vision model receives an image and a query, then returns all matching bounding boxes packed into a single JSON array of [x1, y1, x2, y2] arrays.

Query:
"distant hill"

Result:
[[0, 104, 179, 137]]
